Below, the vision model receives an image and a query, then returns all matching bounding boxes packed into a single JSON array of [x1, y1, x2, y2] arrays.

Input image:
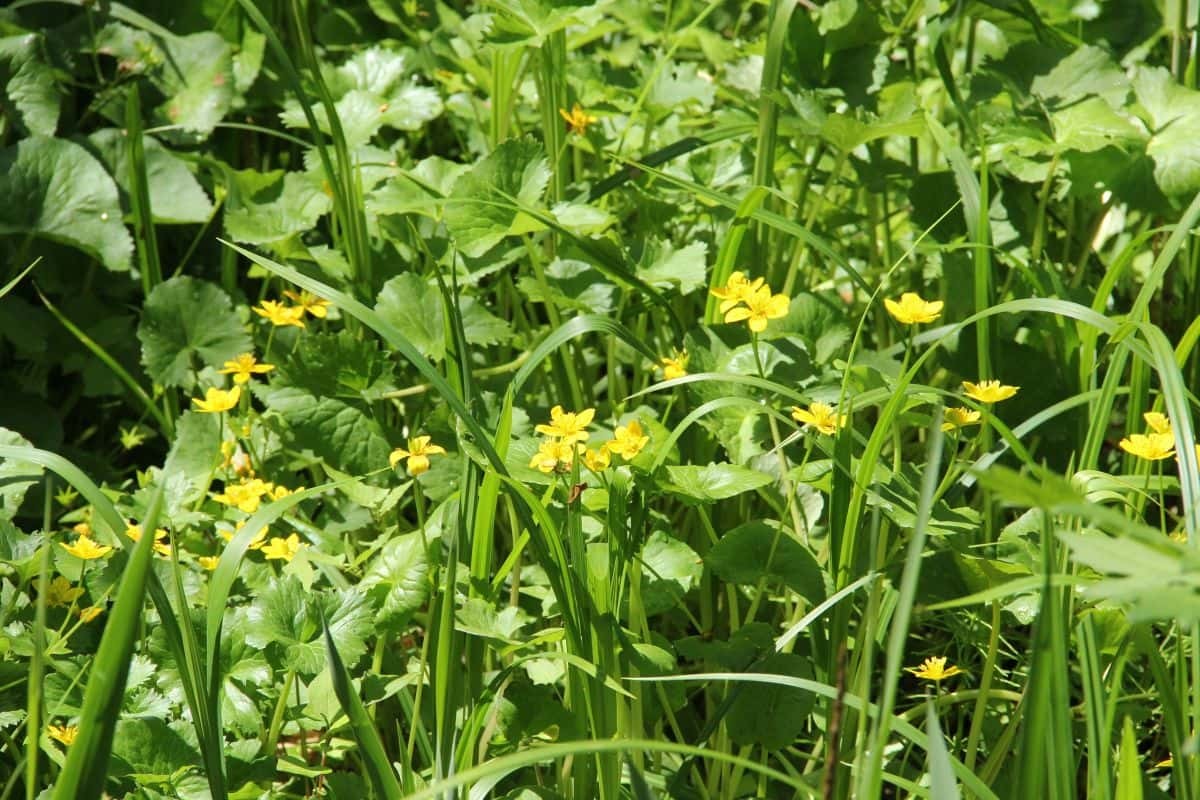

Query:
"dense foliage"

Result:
[[2, 0, 1200, 797]]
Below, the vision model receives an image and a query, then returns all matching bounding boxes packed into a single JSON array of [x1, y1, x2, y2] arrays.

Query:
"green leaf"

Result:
[[280, 85, 442, 148], [706, 521, 826, 603], [154, 32, 235, 136], [444, 138, 550, 257], [484, 0, 605, 46], [225, 171, 333, 245], [245, 576, 373, 676], [0, 428, 41, 520], [1049, 97, 1145, 154], [456, 597, 532, 644], [1134, 66, 1200, 197], [110, 718, 200, 779], [637, 239, 708, 295], [1031, 45, 1130, 109], [275, 330, 396, 402], [256, 385, 391, 476], [161, 411, 219, 508], [925, 702, 962, 800], [726, 653, 815, 750], [137, 276, 251, 389], [86, 129, 214, 224], [661, 463, 772, 503], [639, 531, 702, 616], [375, 273, 445, 361], [0, 33, 60, 136], [0, 136, 132, 271], [1115, 716, 1144, 800], [460, 296, 514, 346], [361, 531, 430, 629], [645, 60, 717, 113]]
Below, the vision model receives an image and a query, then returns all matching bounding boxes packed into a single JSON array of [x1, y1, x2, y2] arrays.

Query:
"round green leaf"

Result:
[[137, 276, 252, 389]]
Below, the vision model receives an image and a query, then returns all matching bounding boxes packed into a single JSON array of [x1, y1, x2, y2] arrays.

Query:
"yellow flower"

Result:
[[192, 385, 241, 413], [253, 300, 307, 328], [791, 402, 847, 435], [608, 419, 650, 460], [47, 724, 78, 746], [942, 406, 982, 432], [535, 406, 595, 445], [71, 521, 92, 537], [961, 380, 1019, 404], [1143, 411, 1172, 435], [1155, 756, 1174, 769], [283, 289, 332, 319], [218, 353, 275, 385], [660, 351, 689, 381], [389, 435, 447, 476], [583, 447, 611, 472], [198, 555, 221, 571], [559, 103, 597, 135], [213, 478, 273, 514], [126, 524, 171, 557], [723, 284, 790, 333], [1120, 432, 1176, 461], [904, 656, 963, 682], [709, 271, 759, 313], [61, 535, 112, 560], [884, 292, 943, 325], [77, 606, 103, 623], [529, 438, 579, 474], [270, 484, 299, 500], [262, 533, 305, 562], [218, 521, 268, 550], [42, 576, 84, 608]]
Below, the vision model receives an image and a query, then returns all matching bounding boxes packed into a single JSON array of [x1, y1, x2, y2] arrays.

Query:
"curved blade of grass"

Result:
[[648, 396, 778, 473], [511, 314, 661, 397], [323, 611, 405, 799], [51, 484, 163, 800], [926, 701, 963, 800], [1, 258, 38, 300]]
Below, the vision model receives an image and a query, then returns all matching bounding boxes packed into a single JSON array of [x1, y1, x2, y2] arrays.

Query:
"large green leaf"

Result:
[[0, 428, 41, 520], [725, 653, 814, 750], [137, 276, 251, 389], [360, 531, 430, 629], [661, 463, 772, 503], [224, 170, 333, 245], [1134, 66, 1200, 197], [444, 138, 550, 257], [375, 273, 445, 361], [705, 522, 825, 603], [0, 33, 59, 136], [256, 385, 390, 476], [637, 239, 708, 295], [245, 576, 373, 676], [87, 129, 214, 224], [0, 136, 132, 271], [639, 531, 702, 616], [161, 410, 220, 508]]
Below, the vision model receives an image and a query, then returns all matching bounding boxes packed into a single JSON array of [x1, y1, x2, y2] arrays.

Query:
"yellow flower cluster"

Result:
[[48, 724, 78, 746], [253, 290, 330, 329], [212, 478, 297, 514], [659, 350, 689, 381], [126, 524, 172, 557], [1121, 410, 1177, 461], [528, 406, 650, 475], [710, 272, 790, 333]]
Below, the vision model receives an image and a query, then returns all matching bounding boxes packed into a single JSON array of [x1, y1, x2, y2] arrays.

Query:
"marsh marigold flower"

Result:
[[608, 420, 650, 460], [192, 386, 241, 413], [884, 292, 943, 325], [219, 353, 274, 385], [710, 271, 760, 312], [253, 300, 306, 329], [61, 535, 112, 560], [1143, 411, 1172, 435], [583, 447, 611, 472], [905, 656, 963, 682], [962, 380, 1019, 404], [42, 576, 83, 608], [723, 283, 790, 333], [536, 406, 594, 444], [791, 402, 847, 435], [197, 555, 221, 571], [942, 407, 982, 432], [530, 439, 579, 474], [263, 533, 305, 562], [213, 478, 273, 514], [283, 289, 331, 319], [48, 725, 78, 746], [660, 351, 689, 381], [126, 524, 171, 557], [389, 436, 446, 476], [218, 521, 268, 550], [559, 103, 597, 135], [77, 606, 103, 623], [1120, 432, 1176, 461]]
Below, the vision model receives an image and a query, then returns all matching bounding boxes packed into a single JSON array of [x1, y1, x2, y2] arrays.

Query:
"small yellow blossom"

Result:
[[1143, 411, 1172, 435], [253, 300, 307, 329], [1120, 432, 1176, 461], [529, 439, 579, 474], [905, 656, 963, 682], [192, 386, 242, 414], [270, 484, 299, 500], [535, 406, 595, 445], [791, 402, 847, 435], [283, 289, 332, 319], [77, 606, 103, 623], [583, 447, 611, 472], [213, 478, 273, 514], [48, 725, 78, 746], [884, 292, 943, 325], [660, 351, 689, 381], [61, 535, 112, 560], [198, 555, 221, 571], [218, 522, 268, 550], [942, 406, 982, 432], [1156, 756, 1174, 769], [389, 436, 447, 476], [42, 576, 84, 608], [262, 533, 305, 562], [71, 521, 92, 537], [709, 271, 760, 313], [608, 420, 650, 460], [218, 353, 275, 385], [126, 524, 171, 557], [723, 284, 790, 333], [962, 380, 1019, 404], [559, 103, 597, 135]]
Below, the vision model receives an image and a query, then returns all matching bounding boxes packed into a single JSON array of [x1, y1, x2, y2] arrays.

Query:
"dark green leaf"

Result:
[[137, 276, 251, 389], [706, 522, 826, 603]]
